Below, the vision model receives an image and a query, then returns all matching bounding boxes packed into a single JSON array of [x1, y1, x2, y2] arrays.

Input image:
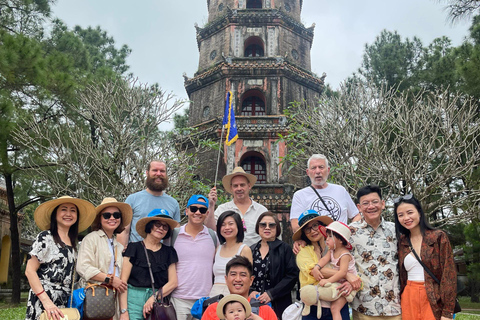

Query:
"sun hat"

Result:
[[135, 209, 179, 239], [320, 221, 353, 250], [186, 195, 209, 208], [292, 209, 334, 241], [222, 167, 257, 194], [92, 197, 133, 231], [216, 294, 252, 320], [34, 196, 96, 232]]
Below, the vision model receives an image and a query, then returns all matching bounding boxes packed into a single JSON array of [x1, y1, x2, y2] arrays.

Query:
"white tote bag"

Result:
[[282, 301, 303, 320]]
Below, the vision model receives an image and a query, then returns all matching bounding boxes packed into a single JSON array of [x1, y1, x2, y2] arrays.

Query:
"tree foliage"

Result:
[[282, 82, 480, 223]]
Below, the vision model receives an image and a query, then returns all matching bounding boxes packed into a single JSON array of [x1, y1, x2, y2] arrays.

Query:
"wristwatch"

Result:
[[104, 275, 111, 284], [121, 309, 128, 314]]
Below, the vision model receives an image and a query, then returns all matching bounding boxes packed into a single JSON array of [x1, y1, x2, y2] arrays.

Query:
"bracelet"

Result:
[[36, 289, 45, 296], [315, 264, 322, 270]]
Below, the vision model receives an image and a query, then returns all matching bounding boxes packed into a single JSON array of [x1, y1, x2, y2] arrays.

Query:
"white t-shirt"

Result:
[[290, 183, 358, 223]]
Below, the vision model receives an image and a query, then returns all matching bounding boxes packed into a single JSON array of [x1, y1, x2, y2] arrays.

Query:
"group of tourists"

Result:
[[24, 155, 457, 320]]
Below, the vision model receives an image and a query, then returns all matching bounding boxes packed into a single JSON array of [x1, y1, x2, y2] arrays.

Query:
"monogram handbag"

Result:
[[142, 241, 177, 320], [83, 283, 116, 319]]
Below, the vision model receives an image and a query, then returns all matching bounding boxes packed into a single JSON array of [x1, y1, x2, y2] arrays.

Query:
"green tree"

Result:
[[463, 221, 480, 302]]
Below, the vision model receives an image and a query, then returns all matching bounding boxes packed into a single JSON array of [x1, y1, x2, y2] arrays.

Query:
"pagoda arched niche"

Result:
[[244, 36, 265, 57], [240, 151, 267, 184], [240, 89, 266, 116]]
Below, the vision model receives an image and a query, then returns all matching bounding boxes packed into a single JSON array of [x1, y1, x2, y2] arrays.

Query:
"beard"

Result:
[[146, 175, 169, 192]]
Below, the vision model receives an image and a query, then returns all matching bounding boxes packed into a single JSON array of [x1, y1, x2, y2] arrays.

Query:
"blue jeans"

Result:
[[302, 304, 350, 320]]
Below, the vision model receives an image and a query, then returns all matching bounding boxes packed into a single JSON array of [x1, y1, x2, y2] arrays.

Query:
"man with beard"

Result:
[[290, 154, 361, 233], [118, 160, 180, 246]]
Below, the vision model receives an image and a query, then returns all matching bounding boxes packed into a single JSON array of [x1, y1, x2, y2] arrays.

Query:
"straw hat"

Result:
[[92, 197, 133, 231], [292, 209, 334, 241], [135, 209, 179, 239], [216, 294, 252, 320], [34, 196, 96, 232], [320, 221, 353, 250], [222, 167, 257, 194]]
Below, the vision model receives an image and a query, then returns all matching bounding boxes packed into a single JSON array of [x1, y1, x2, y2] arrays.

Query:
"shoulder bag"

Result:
[[83, 238, 117, 319], [142, 241, 177, 320], [408, 238, 461, 314]]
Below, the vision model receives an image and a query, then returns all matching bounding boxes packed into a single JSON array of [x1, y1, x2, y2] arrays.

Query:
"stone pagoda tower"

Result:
[[184, 0, 324, 215]]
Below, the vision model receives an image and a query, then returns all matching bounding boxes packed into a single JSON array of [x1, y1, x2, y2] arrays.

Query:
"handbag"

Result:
[[142, 241, 177, 320], [39, 255, 81, 320], [408, 238, 461, 314], [83, 241, 118, 319], [39, 308, 81, 320], [83, 283, 116, 319], [282, 301, 303, 320]]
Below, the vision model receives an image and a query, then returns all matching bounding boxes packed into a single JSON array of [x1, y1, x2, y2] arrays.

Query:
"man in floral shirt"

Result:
[[348, 185, 402, 320]]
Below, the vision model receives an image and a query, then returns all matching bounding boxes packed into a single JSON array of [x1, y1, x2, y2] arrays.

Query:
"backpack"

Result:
[[170, 227, 218, 247]]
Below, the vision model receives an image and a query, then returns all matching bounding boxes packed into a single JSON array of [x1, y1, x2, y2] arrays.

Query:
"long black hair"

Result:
[[217, 210, 244, 244], [50, 204, 80, 248], [393, 195, 435, 240]]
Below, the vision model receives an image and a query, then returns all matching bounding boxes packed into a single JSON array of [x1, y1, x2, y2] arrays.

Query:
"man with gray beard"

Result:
[[117, 160, 181, 247]]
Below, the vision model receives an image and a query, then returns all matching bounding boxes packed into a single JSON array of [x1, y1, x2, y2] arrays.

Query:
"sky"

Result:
[[52, 0, 471, 119]]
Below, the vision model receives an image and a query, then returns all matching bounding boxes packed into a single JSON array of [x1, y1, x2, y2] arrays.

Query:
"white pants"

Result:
[[171, 297, 198, 320]]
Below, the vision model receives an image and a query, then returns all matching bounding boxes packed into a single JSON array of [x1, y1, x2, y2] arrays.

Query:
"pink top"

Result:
[[171, 225, 217, 299], [330, 250, 357, 283]]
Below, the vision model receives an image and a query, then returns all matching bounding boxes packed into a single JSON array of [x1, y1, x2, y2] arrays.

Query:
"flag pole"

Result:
[[214, 123, 225, 189]]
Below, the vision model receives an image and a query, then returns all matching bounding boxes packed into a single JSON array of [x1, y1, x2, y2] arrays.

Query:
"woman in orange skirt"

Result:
[[394, 194, 456, 320]]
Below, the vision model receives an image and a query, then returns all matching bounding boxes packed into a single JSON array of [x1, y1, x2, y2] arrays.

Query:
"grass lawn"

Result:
[[0, 294, 478, 320]]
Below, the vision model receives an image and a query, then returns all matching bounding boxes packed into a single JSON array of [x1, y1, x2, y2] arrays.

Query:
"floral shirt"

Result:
[[25, 231, 76, 320], [349, 218, 401, 316]]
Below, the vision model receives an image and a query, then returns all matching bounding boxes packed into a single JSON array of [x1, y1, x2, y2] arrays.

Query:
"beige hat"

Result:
[[92, 197, 133, 231], [292, 209, 334, 241], [216, 294, 252, 319], [135, 209, 179, 239], [222, 167, 257, 194], [320, 221, 353, 250], [34, 196, 96, 232]]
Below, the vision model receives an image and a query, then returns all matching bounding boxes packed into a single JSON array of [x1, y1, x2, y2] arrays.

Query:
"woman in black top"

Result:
[[119, 209, 179, 320], [249, 211, 299, 319]]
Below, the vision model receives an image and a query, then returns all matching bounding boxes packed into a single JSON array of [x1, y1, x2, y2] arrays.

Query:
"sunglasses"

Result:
[[259, 222, 277, 229], [102, 212, 121, 220], [393, 194, 414, 204], [189, 206, 208, 214], [152, 221, 169, 231]]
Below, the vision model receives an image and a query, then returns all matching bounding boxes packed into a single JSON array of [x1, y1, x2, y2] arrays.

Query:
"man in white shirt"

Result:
[[290, 154, 361, 232], [206, 167, 268, 246]]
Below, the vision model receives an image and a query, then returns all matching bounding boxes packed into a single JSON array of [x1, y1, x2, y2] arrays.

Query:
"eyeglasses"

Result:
[[304, 222, 322, 234], [102, 212, 121, 220], [152, 221, 169, 231], [259, 222, 277, 229], [189, 206, 208, 214], [360, 199, 381, 207], [393, 194, 414, 204]]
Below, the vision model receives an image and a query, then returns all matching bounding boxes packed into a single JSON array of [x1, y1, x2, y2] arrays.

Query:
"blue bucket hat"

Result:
[[187, 195, 209, 208], [136, 208, 179, 238], [292, 209, 333, 241]]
